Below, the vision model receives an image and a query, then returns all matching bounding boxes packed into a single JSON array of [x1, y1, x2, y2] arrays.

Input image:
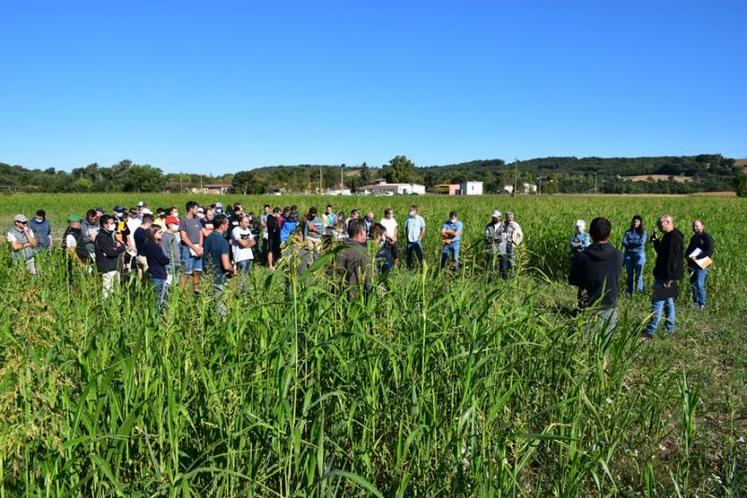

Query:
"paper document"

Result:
[[688, 248, 702, 259], [695, 256, 713, 269]]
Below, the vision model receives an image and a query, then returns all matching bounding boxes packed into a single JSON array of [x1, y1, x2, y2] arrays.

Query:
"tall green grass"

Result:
[[0, 193, 745, 496]]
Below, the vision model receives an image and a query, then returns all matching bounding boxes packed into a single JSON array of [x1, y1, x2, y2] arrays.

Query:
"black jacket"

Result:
[[686, 232, 714, 262], [652, 229, 685, 281], [569, 242, 623, 309], [143, 239, 170, 280], [94, 230, 125, 273]]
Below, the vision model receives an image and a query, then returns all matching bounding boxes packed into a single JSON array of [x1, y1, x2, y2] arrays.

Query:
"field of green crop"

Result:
[[1, 193, 745, 497]]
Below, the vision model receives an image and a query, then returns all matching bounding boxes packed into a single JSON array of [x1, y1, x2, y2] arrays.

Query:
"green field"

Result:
[[1, 193, 745, 496]]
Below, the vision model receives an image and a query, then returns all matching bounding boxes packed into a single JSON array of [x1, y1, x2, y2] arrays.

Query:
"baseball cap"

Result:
[[14, 214, 28, 223], [575, 219, 586, 227], [215, 202, 223, 208], [113, 205, 125, 213], [68, 214, 83, 223], [142, 207, 153, 215], [165, 215, 180, 226], [505, 211, 514, 217], [491, 210, 501, 218], [215, 207, 224, 214], [137, 201, 145, 207], [95, 206, 105, 213]]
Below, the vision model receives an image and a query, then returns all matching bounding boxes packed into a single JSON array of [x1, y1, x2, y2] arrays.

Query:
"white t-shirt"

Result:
[[232, 227, 254, 262], [65, 234, 77, 248], [380, 218, 398, 240]]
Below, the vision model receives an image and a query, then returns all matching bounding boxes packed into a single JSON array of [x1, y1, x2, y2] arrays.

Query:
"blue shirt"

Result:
[[441, 219, 463, 243], [405, 215, 426, 243], [622, 229, 647, 253], [29, 218, 51, 247], [204, 231, 231, 284], [570, 231, 591, 253]]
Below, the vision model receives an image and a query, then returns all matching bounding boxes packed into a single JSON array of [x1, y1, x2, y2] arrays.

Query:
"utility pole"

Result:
[[593, 172, 598, 193], [179, 173, 182, 192], [340, 164, 344, 190], [537, 175, 542, 196], [319, 166, 323, 193], [513, 158, 519, 196]]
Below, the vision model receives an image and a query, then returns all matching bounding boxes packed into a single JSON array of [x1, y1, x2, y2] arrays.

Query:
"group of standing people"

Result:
[[8, 202, 714, 334], [567, 214, 714, 338]]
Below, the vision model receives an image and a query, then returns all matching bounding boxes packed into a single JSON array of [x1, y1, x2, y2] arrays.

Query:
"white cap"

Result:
[[575, 219, 586, 227], [141, 207, 153, 215], [215, 202, 223, 208], [491, 210, 501, 218], [137, 201, 145, 207]]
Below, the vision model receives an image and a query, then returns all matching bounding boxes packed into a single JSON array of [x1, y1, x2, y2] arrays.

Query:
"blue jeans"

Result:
[[406, 241, 424, 269], [689, 264, 707, 306], [236, 259, 253, 274], [499, 252, 515, 280], [624, 251, 645, 294], [152, 277, 169, 313], [645, 277, 676, 335], [180, 245, 203, 275], [440, 241, 460, 271]]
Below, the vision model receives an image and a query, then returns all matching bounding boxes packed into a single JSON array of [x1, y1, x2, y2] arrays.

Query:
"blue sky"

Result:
[[1, 0, 745, 174]]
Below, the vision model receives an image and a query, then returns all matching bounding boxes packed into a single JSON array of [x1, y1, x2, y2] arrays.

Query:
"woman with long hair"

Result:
[[621, 214, 647, 295]]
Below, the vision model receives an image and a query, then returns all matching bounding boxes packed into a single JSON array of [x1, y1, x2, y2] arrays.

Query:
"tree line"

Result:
[[1, 155, 744, 195]]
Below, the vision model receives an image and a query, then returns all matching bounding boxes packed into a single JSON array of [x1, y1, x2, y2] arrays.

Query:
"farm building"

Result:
[[460, 181, 483, 195], [434, 184, 461, 195], [362, 180, 426, 195]]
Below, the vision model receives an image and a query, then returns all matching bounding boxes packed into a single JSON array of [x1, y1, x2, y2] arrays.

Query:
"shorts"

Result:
[[180, 245, 203, 275]]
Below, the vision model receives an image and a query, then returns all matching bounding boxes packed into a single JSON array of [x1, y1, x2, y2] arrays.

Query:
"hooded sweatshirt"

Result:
[[653, 229, 685, 281], [569, 242, 624, 309]]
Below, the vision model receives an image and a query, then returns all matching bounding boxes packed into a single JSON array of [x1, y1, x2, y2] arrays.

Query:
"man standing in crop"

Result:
[[95, 215, 126, 299], [642, 214, 684, 338], [498, 211, 523, 279], [440, 211, 463, 272], [569, 217, 623, 336], [7, 214, 38, 274], [180, 201, 204, 294], [62, 214, 90, 269], [28, 210, 52, 254], [404, 205, 426, 269], [335, 219, 372, 300], [686, 219, 714, 310], [81, 209, 101, 261], [204, 214, 236, 318], [484, 210, 502, 271]]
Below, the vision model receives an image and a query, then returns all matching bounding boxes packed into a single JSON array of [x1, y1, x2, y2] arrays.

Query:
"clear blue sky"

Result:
[[1, 0, 745, 174]]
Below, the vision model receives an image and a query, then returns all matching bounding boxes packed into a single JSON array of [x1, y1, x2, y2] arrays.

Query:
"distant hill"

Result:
[[0, 155, 740, 194]]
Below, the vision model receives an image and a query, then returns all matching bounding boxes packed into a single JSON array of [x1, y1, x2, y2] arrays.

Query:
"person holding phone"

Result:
[[642, 214, 684, 338], [7, 214, 38, 274]]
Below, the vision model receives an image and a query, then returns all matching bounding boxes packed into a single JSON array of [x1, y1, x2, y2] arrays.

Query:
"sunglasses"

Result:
[[16, 220, 28, 225]]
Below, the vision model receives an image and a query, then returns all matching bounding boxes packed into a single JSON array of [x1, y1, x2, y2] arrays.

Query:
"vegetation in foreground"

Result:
[[1, 194, 745, 496]]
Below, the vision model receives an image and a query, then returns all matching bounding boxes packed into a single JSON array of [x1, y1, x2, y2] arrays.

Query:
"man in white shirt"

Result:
[[232, 215, 256, 279], [379, 208, 400, 265]]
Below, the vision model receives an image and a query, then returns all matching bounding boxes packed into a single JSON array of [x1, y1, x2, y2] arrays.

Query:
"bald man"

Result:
[[686, 219, 714, 310], [643, 214, 684, 338]]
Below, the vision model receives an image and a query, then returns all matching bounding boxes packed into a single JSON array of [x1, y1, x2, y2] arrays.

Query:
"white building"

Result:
[[460, 181, 483, 195], [324, 188, 352, 196], [362, 180, 426, 195]]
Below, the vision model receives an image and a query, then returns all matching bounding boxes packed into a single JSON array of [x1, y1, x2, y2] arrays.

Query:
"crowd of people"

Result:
[[7, 202, 714, 334]]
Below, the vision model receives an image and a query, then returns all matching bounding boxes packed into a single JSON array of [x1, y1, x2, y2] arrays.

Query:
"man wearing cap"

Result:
[[497, 211, 524, 279], [160, 215, 182, 286], [62, 214, 90, 268], [81, 209, 101, 260], [7, 214, 38, 274], [484, 210, 502, 271]]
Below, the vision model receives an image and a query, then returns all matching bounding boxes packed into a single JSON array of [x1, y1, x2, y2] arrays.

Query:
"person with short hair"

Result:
[[232, 215, 256, 277], [569, 217, 624, 336], [322, 204, 337, 233], [643, 214, 684, 338], [7, 214, 37, 274], [260, 204, 271, 263], [280, 209, 299, 243], [142, 225, 170, 313], [364, 211, 375, 239], [179, 201, 204, 294], [81, 209, 101, 259], [335, 219, 373, 300], [440, 211, 463, 272], [570, 219, 591, 254], [160, 215, 182, 286], [95, 215, 126, 298], [404, 205, 426, 269], [134, 213, 154, 278], [62, 214, 90, 269], [686, 219, 714, 310], [379, 208, 399, 265], [204, 214, 236, 318], [497, 211, 523, 279], [29, 209, 52, 253], [484, 210, 502, 271], [622, 215, 647, 295], [304, 207, 324, 256]]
